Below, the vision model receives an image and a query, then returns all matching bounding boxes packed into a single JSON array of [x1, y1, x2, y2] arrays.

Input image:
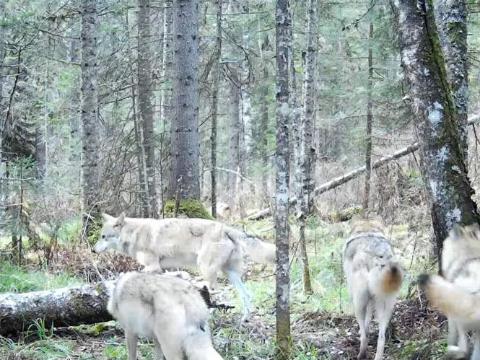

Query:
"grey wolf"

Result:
[[343, 219, 403, 360], [419, 224, 480, 359], [94, 213, 275, 319], [108, 271, 223, 360]]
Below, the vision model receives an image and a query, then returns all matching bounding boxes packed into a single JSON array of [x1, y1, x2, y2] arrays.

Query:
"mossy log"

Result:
[[0, 281, 114, 337]]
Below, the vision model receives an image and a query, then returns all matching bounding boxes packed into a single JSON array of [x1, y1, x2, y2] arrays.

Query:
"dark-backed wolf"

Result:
[[343, 219, 403, 360], [419, 224, 480, 359], [108, 271, 223, 360], [93, 213, 275, 319]]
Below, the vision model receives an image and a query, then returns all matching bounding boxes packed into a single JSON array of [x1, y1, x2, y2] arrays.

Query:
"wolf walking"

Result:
[[419, 224, 480, 359], [343, 219, 403, 360], [108, 271, 223, 360], [94, 213, 275, 319]]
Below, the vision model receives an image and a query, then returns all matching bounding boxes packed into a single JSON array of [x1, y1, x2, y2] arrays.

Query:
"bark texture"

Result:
[[258, 33, 270, 202], [363, 20, 373, 211], [81, 0, 101, 237], [0, 282, 114, 336], [298, 0, 317, 295], [160, 0, 173, 128], [435, 0, 468, 161], [137, 0, 158, 217], [168, 0, 200, 200], [210, 0, 222, 218], [393, 0, 480, 263], [275, 0, 292, 357]]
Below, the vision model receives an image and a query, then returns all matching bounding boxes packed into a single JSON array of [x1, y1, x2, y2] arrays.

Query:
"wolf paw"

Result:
[[446, 345, 468, 359]]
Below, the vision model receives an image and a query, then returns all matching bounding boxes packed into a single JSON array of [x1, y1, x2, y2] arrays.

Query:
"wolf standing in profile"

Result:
[[93, 213, 275, 319], [419, 224, 480, 360], [108, 271, 223, 360], [343, 219, 403, 360]]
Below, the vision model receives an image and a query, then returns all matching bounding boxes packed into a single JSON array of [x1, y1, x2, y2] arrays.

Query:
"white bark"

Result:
[[81, 0, 101, 236]]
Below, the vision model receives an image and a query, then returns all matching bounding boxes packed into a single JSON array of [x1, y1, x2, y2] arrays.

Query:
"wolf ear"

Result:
[[450, 224, 463, 240], [102, 213, 115, 222], [114, 212, 126, 228]]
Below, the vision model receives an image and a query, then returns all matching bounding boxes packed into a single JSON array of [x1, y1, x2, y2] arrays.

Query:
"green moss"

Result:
[[163, 199, 213, 219]]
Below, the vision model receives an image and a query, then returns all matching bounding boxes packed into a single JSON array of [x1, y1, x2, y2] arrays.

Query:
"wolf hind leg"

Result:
[[125, 330, 138, 360], [374, 297, 395, 360], [153, 338, 165, 360], [447, 323, 469, 359], [226, 269, 252, 321], [471, 331, 480, 360], [353, 290, 370, 360]]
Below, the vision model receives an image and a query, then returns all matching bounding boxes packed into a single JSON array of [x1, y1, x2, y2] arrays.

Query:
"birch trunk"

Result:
[[168, 0, 200, 200], [275, 0, 292, 357], [363, 20, 373, 211], [210, 0, 222, 218], [81, 0, 101, 238], [392, 0, 480, 265], [137, 0, 158, 217], [435, 0, 468, 162], [298, 0, 317, 295]]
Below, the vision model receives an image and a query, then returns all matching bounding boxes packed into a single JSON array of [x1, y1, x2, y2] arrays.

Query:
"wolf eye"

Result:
[[102, 235, 106, 239]]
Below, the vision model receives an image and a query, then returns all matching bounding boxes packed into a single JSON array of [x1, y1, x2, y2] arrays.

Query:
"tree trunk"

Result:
[[392, 0, 480, 266], [0, 281, 114, 337], [210, 0, 222, 218], [81, 0, 101, 239], [363, 20, 373, 211], [160, 0, 173, 129], [435, 0, 468, 162], [168, 0, 200, 200], [137, 0, 158, 218], [257, 32, 270, 204], [298, 0, 317, 295], [227, 69, 240, 210], [0, 0, 5, 115], [275, 0, 292, 358]]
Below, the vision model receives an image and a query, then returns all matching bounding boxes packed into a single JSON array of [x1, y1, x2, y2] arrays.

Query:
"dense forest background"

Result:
[[5, 0, 480, 240]]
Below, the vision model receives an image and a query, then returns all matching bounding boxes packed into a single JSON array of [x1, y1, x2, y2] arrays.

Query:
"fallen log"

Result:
[[247, 112, 480, 220], [0, 278, 230, 337], [0, 281, 114, 337]]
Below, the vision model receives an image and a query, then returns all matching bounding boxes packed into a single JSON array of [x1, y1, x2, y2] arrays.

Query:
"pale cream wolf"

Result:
[[419, 224, 480, 359], [93, 213, 275, 319], [108, 271, 223, 360], [343, 219, 403, 360]]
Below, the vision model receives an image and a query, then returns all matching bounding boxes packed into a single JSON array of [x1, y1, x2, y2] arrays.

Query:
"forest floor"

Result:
[[0, 217, 449, 359]]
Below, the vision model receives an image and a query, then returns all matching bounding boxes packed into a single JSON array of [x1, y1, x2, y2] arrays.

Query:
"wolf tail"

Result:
[[225, 228, 275, 264], [378, 263, 403, 294], [418, 274, 480, 322], [368, 263, 403, 296]]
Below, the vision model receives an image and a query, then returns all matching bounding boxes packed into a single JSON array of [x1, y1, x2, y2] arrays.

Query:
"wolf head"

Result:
[[349, 217, 385, 236], [93, 213, 126, 253]]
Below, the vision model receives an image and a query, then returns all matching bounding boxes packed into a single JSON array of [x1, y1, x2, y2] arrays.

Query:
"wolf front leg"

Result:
[[226, 269, 252, 321], [471, 331, 480, 360]]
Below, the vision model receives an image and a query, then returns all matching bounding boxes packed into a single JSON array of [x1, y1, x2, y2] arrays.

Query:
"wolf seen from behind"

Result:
[[419, 224, 480, 360], [94, 213, 276, 320], [108, 271, 223, 360], [343, 218, 403, 360]]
